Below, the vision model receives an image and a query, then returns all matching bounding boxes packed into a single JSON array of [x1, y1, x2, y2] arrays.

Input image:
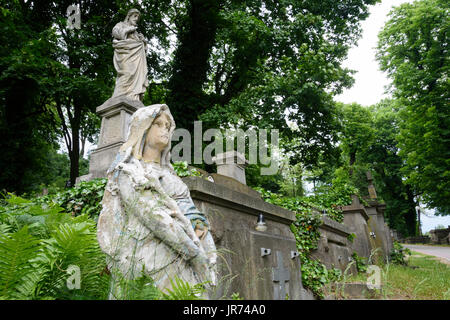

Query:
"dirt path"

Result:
[[403, 244, 450, 265]]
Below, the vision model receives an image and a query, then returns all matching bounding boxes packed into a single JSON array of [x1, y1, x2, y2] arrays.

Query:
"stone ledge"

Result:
[[342, 206, 370, 221], [96, 96, 144, 116], [183, 176, 295, 224], [320, 215, 352, 238], [90, 141, 124, 154]]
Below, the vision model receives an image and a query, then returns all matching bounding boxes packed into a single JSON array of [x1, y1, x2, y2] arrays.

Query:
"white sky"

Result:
[[334, 0, 415, 106]]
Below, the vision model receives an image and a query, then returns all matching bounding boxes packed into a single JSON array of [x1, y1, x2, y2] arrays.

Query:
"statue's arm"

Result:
[[112, 23, 137, 40], [118, 171, 201, 260]]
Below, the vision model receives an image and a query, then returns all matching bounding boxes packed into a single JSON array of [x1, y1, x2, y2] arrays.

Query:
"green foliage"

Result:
[[390, 241, 412, 266], [351, 252, 368, 273], [171, 0, 379, 165], [38, 178, 107, 221], [231, 292, 244, 300], [300, 259, 329, 297], [331, 100, 418, 236], [172, 161, 202, 178], [160, 276, 207, 300], [109, 271, 162, 300], [377, 0, 450, 215], [347, 233, 356, 243], [300, 259, 342, 299], [0, 194, 110, 300]]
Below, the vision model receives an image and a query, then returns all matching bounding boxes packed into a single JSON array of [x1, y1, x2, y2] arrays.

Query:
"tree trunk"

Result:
[[348, 149, 356, 177], [167, 0, 221, 131], [405, 186, 418, 236]]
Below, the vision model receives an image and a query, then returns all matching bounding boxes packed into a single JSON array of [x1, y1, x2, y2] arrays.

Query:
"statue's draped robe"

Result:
[[97, 154, 216, 297], [111, 22, 149, 101]]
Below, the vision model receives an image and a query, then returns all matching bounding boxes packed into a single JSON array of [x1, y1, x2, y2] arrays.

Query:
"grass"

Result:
[[381, 251, 450, 300], [330, 251, 450, 300]]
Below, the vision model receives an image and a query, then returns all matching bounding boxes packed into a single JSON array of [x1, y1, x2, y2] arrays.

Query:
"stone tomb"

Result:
[[311, 215, 354, 273], [182, 175, 307, 300], [342, 195, 374, 259]]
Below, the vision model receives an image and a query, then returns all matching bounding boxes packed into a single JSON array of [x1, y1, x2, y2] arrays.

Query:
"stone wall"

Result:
[[342, 195, 374, 259], [182, 175, 309, 300], [365, 200, 393, 262], [429, 227, 450, 244], [402, 236, 431, 244]]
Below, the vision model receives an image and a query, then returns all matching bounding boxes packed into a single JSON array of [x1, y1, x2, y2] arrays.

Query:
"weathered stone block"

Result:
[[312, 215, 353, 273], [342, 195, 373, 259]]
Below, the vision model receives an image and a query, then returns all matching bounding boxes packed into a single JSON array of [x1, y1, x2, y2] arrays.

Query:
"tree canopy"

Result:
[[0, 0, 380, 191], [376, 0, 449, 215]]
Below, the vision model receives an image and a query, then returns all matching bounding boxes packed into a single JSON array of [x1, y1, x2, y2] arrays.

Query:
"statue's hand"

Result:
[[126, 26, 137, 34], [195, 224, 208, 241]]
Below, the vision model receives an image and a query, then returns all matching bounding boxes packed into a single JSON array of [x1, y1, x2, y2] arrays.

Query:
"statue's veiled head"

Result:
[[120, 104, 175, 169], [125, 8, 140, 26]]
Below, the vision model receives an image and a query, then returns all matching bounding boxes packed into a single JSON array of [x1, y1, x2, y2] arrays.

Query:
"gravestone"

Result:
[[311, 215, 353, 273], [365, 201, 392, 261], [272, 251, 290, 300], [363, 172, 393, 261]]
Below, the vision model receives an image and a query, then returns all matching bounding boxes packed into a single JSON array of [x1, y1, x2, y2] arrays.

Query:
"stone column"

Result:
[[212, 151, 249, 185], [78, 97, 144, 181]]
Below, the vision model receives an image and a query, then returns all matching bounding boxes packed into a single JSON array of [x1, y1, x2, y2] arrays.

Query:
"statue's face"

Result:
[[129, 13, 139, 26], [145, 113, 171, 152]]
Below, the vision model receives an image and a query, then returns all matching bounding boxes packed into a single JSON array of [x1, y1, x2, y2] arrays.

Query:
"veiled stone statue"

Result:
[[111, 9, 149, 101], [97, 104, 217, 298]]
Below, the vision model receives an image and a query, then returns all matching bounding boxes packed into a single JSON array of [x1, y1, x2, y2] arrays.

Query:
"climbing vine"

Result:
[[255, 187, 358, 298]]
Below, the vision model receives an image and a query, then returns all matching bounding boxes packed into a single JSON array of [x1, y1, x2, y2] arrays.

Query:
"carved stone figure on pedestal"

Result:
[[111, 8, 149, 101], [97, 104, 217, 298]]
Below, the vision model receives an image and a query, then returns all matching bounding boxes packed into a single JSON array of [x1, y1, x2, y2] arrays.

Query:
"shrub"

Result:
[[38, 178, 107, 221], [390, 241, 411, 265], [351, 252, 368, 273]]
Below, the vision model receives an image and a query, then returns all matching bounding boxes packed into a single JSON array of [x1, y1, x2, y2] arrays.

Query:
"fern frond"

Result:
[[161, 276, 206, 300], [0, 226, 41, 299]]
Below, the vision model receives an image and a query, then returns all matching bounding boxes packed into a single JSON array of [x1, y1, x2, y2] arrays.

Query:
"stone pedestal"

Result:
[[212, 151, 248, 185], [79, 97, 144, 181], [342, 195, 373, 259], [183, 176, 308, 300]]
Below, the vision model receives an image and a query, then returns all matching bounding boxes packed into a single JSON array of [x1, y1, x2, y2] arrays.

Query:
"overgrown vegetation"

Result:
[[0, 190, 216, 300], [390, 241, 412, 266], [339, 250, 450, 300], [256, 185, 359, 298], [0, 193, 109, 300], [38, 179, 107, 221]]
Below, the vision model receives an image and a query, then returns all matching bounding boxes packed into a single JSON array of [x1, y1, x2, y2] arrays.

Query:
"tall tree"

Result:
[[156, 0, 380, 166], [365, 100, 418, 236], [329, 101, 418, 236], [0, 0, 60, 193], [376, 0, 449, 215]]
